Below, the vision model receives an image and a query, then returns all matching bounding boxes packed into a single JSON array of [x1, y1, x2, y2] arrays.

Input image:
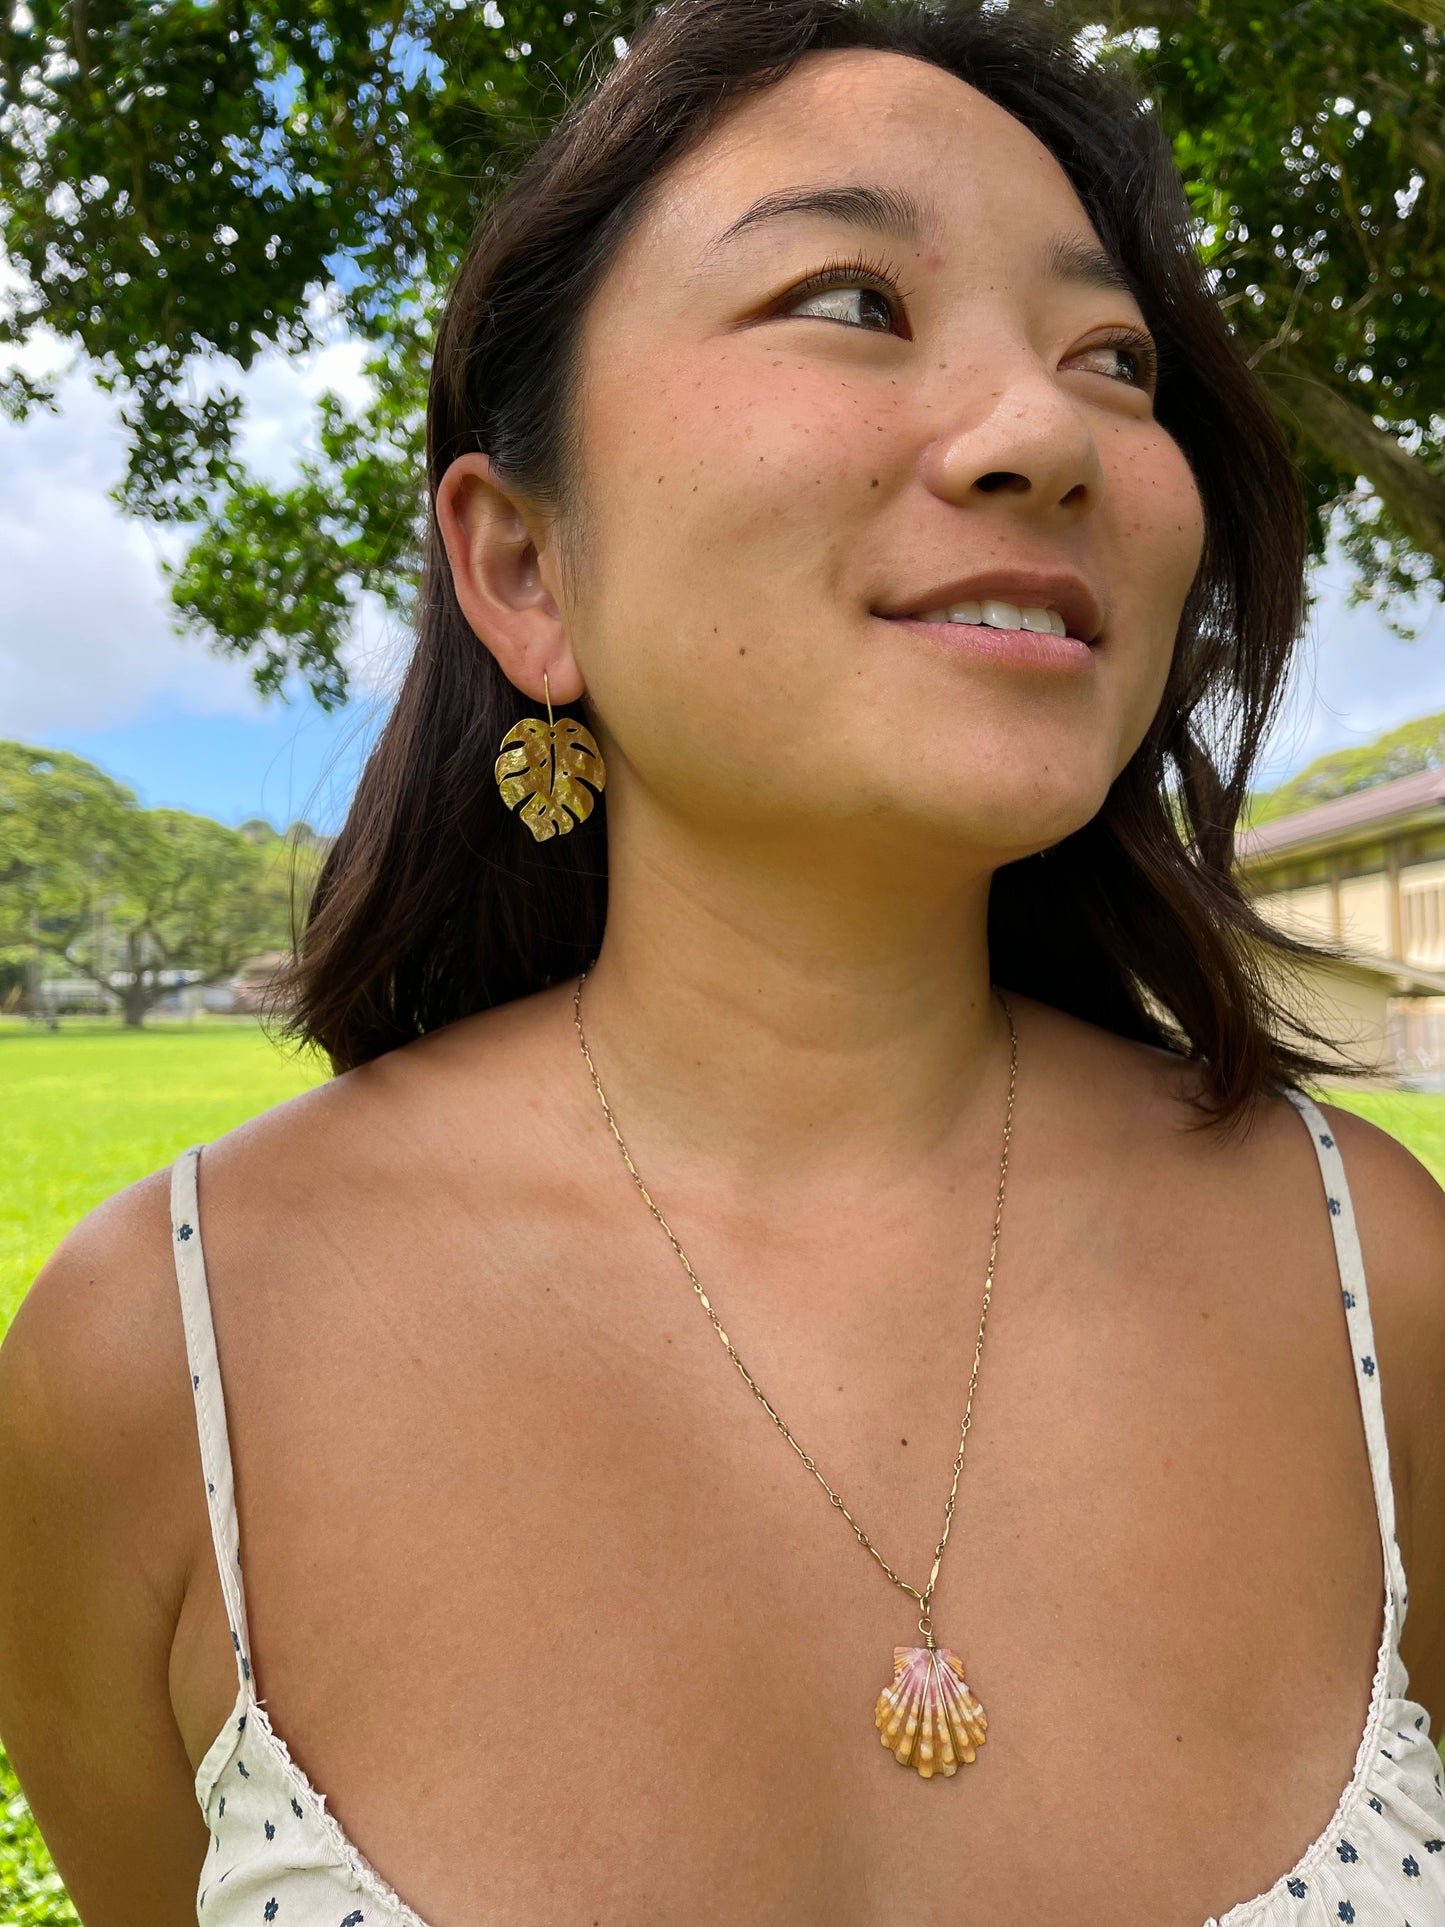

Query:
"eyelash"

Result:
[[780, 251, 1161, 391]]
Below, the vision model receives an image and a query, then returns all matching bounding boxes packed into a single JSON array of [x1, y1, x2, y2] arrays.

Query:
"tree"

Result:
[[1247, 707, 1445, 824], [2, 0, 1442, 705], [0, 741, 305, 1024], [1096, 0, 1445, 631]]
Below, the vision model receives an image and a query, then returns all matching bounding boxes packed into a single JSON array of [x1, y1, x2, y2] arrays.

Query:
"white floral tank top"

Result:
[[171, 1089, 1445, 1926]]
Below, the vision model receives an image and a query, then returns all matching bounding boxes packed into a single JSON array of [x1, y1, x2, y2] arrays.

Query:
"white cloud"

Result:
[[0, 355, 265, 735], [0, 308, 400, 738]]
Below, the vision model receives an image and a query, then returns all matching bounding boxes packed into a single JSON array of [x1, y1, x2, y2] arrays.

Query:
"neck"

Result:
[[573, 808, 1011, 1196]]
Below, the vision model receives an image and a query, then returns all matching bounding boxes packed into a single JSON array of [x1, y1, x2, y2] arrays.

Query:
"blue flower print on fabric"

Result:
[[1286, 1875, 1307, 1897], [1336, 1838, 1359, 1863], [237, 1760, 250, 1778], [1336, 1904, 1354, 1923], [1319, 1132, 1335, 1148], [238, 1713, 246, 1733], [1426, 1838, 1445, 1852], [1342, 1289, 1355, 1309], [1361, 1356, 1376, 1376], [1403, 1854, 1420, 1876], [341, 1914, 365, 1927], [1328, 1197, 1342, 1216], [1368, 1795, 1382, 1813], [264, 1819, 275, 1841], [176, 1222, 194, 1241], [264, 1903, 278, 1922], [219, 1795, 226, 1817], [290, 1796, 304, 1820]]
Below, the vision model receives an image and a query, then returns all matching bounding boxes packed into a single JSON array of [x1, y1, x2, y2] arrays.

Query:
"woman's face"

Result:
[[555, 47, 1206, 866]]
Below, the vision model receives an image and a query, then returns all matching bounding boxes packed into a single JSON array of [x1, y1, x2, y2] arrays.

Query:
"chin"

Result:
[[887, 752, 1122, 862]]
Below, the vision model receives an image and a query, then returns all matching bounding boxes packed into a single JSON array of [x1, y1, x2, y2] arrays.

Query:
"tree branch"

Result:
[[1256, 357, 1445, 568], [1385, 0, 1445, 30]]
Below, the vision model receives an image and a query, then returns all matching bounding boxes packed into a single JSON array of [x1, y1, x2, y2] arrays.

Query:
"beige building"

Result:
[[1234, 767, 1445, 1084]]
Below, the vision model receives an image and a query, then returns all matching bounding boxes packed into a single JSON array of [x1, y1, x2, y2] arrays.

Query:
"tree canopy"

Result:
[[2, 0, 1443, 705], [1248, 706, 1445, 824], [0, 741, 314, 1022]]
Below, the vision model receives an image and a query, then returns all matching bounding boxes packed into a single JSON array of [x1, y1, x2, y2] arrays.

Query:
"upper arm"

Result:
[[0, 1172, 213, 1925], [1316, 1102, 1445, 1740]]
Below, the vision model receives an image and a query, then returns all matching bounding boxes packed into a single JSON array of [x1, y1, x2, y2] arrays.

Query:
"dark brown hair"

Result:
[[286, 0, 1347, 1121]]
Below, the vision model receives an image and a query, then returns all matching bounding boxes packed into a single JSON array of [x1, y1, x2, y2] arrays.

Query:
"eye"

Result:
[[777, 252, 911, 337], [1070, 325, 1159, 392]]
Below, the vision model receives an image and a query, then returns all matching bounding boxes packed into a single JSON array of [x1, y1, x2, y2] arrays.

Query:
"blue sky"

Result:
[[4, 301, 1444, 830]]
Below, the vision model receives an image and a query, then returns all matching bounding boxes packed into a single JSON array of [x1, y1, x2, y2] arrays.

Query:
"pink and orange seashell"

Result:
[[874, 1645, 987, 1778]]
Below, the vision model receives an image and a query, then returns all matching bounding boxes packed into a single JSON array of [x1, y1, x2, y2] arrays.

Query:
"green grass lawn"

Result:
[[0, 1018, 329, 1332], [1, 1026, 1443, 1916], [1311, 1085, 1445, 1183]]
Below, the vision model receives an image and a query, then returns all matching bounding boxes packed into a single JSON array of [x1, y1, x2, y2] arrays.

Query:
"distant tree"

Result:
[[1246, 707, 1445, 824], [0, 741, 306, 1025], [1, 0, 1442, 705]]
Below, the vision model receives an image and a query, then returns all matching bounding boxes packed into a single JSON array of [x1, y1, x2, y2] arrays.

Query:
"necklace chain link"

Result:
[[572, 971, 1018, 1647]]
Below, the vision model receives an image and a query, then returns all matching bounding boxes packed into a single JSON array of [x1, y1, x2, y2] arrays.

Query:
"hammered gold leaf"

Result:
[[494, 715, 606, 841]]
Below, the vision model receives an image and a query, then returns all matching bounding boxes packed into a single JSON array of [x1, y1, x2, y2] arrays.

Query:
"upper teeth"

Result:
[[912, 600, 1068, 635]]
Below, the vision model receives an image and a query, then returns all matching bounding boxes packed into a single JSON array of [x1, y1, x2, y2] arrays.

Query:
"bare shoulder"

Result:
[[1013, 995, 1445, 1713], [0, 1161, 199, 1585], [1312, 1098, 1445, 1721], [1010, 992, 1445, 1467], [1308, 1099, 1445, 1495], [0, 1167, 214, 1921], [0, 992, 561, 1918], [184, 982, 571, 1240]]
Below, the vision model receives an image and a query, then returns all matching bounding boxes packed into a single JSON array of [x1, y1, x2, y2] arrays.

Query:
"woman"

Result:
[[2, 1, 1443, 1921]]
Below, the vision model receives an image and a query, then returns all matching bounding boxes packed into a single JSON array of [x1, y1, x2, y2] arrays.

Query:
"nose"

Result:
[[920, 346, 1107, 517]]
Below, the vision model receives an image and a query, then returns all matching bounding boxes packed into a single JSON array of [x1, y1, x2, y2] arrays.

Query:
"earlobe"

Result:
[[433, 452, 586, 705]]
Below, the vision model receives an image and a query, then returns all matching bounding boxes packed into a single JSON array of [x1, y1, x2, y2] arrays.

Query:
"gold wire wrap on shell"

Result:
[[494, 670, 607, 841], [875, 1645, 988, 1778]]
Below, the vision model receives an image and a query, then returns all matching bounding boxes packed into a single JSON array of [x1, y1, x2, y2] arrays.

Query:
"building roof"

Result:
[[1236, 765, 1445, 865]]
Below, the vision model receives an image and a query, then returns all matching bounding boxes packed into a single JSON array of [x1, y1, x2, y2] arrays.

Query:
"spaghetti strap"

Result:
[[169, 1143, 255, 1700], [1282, 1090, 1409, 1636]]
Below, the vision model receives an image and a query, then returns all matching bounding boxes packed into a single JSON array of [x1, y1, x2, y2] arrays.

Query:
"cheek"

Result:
[[1113, 432, 1206, 611], [576, 348, 895, 771], [589, 344, 890, 597], [1105, 431, 1206, 716]]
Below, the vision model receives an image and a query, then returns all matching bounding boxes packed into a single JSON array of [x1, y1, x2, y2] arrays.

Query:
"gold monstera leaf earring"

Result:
[[494, 668, 607, 842]]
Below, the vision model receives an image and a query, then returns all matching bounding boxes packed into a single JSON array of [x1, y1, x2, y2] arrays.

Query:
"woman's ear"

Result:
[[434, 452, 586, 704]]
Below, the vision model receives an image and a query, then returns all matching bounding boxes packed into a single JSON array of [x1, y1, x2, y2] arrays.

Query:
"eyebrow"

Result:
[[699, 181, 1140, 302]]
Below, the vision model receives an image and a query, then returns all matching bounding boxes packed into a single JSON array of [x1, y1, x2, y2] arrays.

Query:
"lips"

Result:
[[875, 572, 1103, 646], [880, 613, 1094, 674]]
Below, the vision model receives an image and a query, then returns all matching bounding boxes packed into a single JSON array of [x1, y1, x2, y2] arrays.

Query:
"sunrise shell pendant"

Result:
[[875, 1645, 987, 1777]]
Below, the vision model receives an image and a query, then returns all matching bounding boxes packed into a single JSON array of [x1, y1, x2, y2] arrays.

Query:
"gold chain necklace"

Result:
[[572, 970, 1018, 1779]]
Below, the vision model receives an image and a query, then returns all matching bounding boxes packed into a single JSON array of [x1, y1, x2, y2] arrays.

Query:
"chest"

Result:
[[170, 1180, 1391, 1927]]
